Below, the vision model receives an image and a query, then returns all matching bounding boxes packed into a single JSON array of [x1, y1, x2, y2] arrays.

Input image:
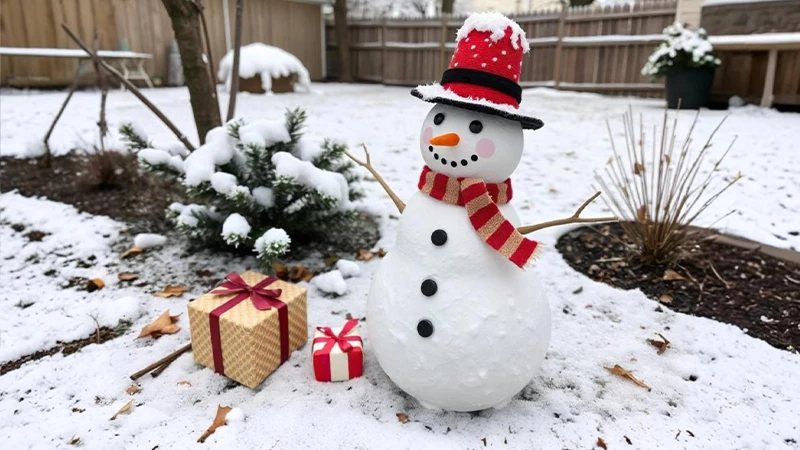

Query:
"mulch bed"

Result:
[[556, 223, 800, 352], [0, 153, 183, 233]]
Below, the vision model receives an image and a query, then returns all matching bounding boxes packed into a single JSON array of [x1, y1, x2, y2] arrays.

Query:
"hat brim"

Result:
[[411, 84, 544, 130]]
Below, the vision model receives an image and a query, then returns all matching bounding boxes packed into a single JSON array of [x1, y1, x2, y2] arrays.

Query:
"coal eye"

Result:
[[433, 113, 445, 125], [469, 120, 483, 134]]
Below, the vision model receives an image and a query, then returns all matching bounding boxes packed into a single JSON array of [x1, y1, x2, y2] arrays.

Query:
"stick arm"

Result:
[[345, 144, 406, 213], [517, 191, 617, 235]]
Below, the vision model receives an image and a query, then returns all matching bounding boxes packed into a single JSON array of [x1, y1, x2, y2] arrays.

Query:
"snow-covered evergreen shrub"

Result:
[[642, 23, 721, 79], [121, 108, 362, 268]]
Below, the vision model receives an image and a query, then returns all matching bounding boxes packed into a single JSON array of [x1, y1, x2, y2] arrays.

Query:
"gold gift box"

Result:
[[188, 271, 308, 388]]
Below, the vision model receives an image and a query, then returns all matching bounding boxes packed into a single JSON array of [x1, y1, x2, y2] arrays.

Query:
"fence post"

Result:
[[439, 14, 449, 76], [381, 17, 387, 84], [552, 5, 568, 88]]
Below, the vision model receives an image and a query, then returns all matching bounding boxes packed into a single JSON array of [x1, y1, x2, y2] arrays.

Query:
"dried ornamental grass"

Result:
[[594, 108, 741, 265]]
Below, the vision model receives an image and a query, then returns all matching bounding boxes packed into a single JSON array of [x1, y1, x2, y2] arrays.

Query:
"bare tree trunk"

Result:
[[161, 0, 221, 144], [226, 0, 244, 121], [192, 0, 221, 125], [333, 0, 352, 82], [441, 0, 455, 14]]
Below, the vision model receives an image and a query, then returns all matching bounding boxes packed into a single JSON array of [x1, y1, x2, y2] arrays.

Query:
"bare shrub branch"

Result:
[[594, 108, 741, 265]]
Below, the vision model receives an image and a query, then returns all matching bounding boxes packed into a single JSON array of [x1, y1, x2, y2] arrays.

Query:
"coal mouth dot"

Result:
[[434, 153, 440, 160], [428, 145, 433, 152], [471, 154, 479, 162], [441, 158, 448, 165]]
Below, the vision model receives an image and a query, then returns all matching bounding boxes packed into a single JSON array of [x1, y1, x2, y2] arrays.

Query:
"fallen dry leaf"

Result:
[[88, 278, 105, 292], [633, 162, 644, 175], [356, 248, 387, 261], [345, 313, 354, 320], [624, 435, 633, 445], [356, 248, 375, 261], [121, 247, 144, 259], [572, 286, 584, 295], [137, 310, 181, 339], [72, 407, 85, 413], [647, 333, 671, 355], [118, 272, 139, 282], [396, 412, 409, 424], [596, 437, 608, 449], [177, 381, 192, 387], [69, 436, 81, 446], [272, 262, 288, 280], [605, 364, 652, 391], [125, 384, 141, 395], [288, 264, 314, 283], [659, 293, 674, 304], [481, 437, 487, 446], [153, 284, 189, 298], [323, 255, 340, 267], [686, 430, 695, 437], [109, 399, 133, 420], [663, 269, 685, 281], [197, 405, 233, 443]]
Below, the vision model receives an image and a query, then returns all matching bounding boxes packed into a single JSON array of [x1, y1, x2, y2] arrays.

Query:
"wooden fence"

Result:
[[0, 0, 325, 87], [326, 0, 678, 98]]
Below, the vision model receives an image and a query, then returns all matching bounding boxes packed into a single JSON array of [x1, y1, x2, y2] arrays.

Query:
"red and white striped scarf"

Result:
[[417, 166, 541, 269]]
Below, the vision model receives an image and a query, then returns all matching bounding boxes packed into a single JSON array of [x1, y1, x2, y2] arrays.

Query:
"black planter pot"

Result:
[[665, 67, 715, 110]]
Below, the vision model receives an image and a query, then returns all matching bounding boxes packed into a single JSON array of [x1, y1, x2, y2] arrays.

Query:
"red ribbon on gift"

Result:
[[313, 319, 362, 382], [208, 272, 288, 375]]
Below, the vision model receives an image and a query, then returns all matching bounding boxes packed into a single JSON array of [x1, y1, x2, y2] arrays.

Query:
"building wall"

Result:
[[0, 0, 324, 87], [701, 0, 800, 35]]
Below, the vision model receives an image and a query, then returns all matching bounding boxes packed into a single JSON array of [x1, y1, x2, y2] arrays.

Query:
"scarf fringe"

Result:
[[522, 243, 545, 270]]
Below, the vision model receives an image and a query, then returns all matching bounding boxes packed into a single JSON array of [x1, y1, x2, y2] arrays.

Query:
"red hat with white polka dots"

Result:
[[411, 12, 543, 130]]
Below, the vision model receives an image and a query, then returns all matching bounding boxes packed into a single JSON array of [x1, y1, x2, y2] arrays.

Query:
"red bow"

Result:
[[314, 319, 361, 353], [211, 272, 283, 311], [208, 273, 289, 375]]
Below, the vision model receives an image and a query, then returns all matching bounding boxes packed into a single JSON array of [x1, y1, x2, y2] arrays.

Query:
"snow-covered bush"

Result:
[[218, 43, 311, 94], [120, 108, 362, 269], [642, 23, 721, 79]]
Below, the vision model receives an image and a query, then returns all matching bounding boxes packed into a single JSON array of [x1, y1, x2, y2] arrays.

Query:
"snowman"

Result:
[[347, 13, 615, 412]]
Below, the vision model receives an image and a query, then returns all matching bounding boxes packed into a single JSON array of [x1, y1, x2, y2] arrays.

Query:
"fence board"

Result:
[[1, 0, 326, 86], [328, 0, 676, 96]]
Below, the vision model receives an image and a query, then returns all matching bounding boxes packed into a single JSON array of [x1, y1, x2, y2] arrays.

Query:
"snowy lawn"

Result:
[[1, 84, 799, 449]]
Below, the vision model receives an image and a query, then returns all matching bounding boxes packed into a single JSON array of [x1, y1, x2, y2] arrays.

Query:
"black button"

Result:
[[417, 319, 434, 338], [421, 279, 437, 296], [431, 229, 447, 246]]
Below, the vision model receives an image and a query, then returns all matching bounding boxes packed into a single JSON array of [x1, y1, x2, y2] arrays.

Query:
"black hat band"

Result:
[[440, 68, 522, 104]]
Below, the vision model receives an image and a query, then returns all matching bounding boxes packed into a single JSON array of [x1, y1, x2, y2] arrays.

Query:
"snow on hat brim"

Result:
[[411, 84, 544, 131]]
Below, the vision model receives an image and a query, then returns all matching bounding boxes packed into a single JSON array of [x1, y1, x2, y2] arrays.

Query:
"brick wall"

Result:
[[701, 0, 800, 35]]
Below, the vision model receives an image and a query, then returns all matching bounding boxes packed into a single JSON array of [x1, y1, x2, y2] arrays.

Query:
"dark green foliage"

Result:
[[121, 108, 362, 268]]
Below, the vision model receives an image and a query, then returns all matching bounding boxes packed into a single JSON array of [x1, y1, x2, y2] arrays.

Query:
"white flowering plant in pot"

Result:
[[642, 23, 722, 109], [642, 22, 721, 79]]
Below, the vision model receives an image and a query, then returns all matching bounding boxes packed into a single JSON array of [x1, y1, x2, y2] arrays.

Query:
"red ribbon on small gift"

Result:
[[208, 272, 288, 375], [313, 319, 361, 353], [313, 319, 363, 382]]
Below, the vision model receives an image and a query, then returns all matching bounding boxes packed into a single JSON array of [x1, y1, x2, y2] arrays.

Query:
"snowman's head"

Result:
[[419, 104, 524, 183]]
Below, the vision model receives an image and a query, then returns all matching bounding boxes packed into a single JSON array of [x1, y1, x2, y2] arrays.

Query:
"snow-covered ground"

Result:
[[1, 84, 799, 449]]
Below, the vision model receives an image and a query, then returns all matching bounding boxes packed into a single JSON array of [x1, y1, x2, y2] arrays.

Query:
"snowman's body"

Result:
[[367, 193, 550, 411], [366, 102, 551, 412]]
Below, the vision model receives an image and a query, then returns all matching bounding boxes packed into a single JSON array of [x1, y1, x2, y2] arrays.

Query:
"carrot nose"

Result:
[[429, 133, 460, 146]]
